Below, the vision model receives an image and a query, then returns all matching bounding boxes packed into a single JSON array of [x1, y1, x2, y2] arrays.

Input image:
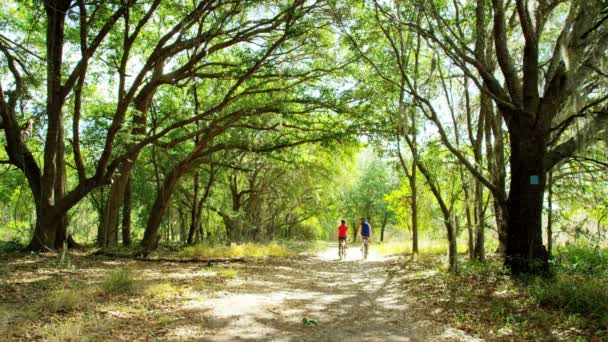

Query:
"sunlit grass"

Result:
[[100, 268, 136, 295], [45, 287, 92, 313], [145, 282, 184, 300], [217, 267, 238, 279], [179, 242, 290, 258], [375, 239, 469, 256], [40, 315, 112, 342]]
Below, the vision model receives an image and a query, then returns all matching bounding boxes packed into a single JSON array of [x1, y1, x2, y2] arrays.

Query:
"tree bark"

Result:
[[121, 176, 132, 246], [504, 121, 550, 275], [28, 0, 72, 251], [546, 171, 553, 255]]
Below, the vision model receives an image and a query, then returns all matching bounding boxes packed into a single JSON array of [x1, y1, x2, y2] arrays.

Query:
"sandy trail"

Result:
[[191, 244, 480, 341]]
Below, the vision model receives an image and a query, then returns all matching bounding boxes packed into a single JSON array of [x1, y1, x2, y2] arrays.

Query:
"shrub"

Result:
[[101, 268, 135, 295], [553, 245, 608, 276], [529, 275, 608, 324]]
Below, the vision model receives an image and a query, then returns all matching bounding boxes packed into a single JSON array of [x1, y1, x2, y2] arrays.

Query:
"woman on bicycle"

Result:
[[337, 220, 348, 245], [338, 220, 348, 259]]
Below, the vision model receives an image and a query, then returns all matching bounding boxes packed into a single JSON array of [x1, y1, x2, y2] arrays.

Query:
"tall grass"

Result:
[[101, 268, 136, 295], [179, 242, 290, 258], [375, 239, 470, 256]]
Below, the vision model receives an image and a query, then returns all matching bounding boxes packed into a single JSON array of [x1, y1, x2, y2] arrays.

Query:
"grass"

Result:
[[527, 244, 608, 326], [179, 242, 290, 258], [400, 249, 608, 341], [145, 282, 184, 300], [529, 275, 608, 325], [217, 267, 238, 279], [375, 239, 470, 256], [100, 268, 136, 295], [45, 287, 91, 313]]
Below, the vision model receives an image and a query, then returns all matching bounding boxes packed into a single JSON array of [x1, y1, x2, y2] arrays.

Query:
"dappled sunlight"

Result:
[[0, 251, 483, 341]]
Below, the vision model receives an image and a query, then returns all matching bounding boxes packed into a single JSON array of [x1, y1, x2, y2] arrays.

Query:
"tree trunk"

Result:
[[187, 171, 200, 245], [121, 176, 132, 246], [473, 178, 485, 260], [140, 160, 193, 256], [97, 169, 128, 247], [463, 186, 475, 259], [505, 125, 550, 274], [448, 214, 459, 272], [410, 166, 419, 254], [546, 171, 553, 255], [28, 0, 72, 251], [352, 217, 358, 243]]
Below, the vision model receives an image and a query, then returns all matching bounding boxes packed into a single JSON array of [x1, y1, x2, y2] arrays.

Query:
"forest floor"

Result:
[[0, 243, 602, 341]]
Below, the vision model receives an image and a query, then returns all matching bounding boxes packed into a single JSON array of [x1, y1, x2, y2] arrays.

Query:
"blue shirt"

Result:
[[361, 222, 371, 237]]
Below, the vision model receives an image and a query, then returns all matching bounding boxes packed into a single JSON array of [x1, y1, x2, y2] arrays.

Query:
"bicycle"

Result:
[[338, 239, 347, 260], [361, 237, 369, 260]]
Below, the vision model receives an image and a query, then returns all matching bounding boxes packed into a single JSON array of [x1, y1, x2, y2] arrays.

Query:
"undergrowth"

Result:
[[529, 244, 608, 326], [179, 242, 290, 258], [402, 245, 608, 340]]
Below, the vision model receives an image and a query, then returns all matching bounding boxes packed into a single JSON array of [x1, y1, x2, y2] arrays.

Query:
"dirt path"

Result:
[[192, 244, 480, 341]]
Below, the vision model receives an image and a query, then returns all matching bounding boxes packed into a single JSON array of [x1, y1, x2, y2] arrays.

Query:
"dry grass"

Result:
[[179, 242, 290, 258]]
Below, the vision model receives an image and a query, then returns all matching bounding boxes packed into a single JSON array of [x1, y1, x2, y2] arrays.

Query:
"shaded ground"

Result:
[[191, 244, 479, 341], [0, 244, 480, 341]]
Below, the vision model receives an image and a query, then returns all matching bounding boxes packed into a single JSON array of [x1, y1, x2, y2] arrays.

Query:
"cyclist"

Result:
[[337, 220, 348, 258], [359, 217, 371, 259]]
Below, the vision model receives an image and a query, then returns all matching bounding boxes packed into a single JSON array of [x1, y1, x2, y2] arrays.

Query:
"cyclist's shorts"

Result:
[[339, 237, 347, 242]]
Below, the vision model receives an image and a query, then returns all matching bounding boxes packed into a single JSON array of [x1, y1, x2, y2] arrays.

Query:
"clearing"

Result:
[[1, 244, 480, 341]]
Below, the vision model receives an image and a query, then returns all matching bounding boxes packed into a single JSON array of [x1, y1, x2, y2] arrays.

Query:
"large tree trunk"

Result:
[[505, 125, 549, 274], [28, 0, 71, 251]]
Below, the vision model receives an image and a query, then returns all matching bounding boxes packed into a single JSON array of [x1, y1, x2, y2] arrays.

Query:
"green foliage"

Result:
[[528, 245, 608, 325], [553, 244, 608, 276], [529, 275, 608, 325], [0, 239, 23, 253], [100, 268, 136, 295]]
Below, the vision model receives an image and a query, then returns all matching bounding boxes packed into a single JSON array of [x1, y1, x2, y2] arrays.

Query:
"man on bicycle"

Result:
[[337, 220, 348, 255], [359, 217, 371, 259]]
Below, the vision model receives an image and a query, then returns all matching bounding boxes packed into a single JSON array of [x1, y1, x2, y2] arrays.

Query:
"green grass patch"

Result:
[[45, 287, 91, 313], [217, 267, 238, 279], [179, 242, 290, 258], [100, 268, 136, 295], [145, 281, 184, 300]]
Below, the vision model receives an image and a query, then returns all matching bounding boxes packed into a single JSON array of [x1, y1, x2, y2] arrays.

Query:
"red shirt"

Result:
[[337, 224, 348, 238]]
